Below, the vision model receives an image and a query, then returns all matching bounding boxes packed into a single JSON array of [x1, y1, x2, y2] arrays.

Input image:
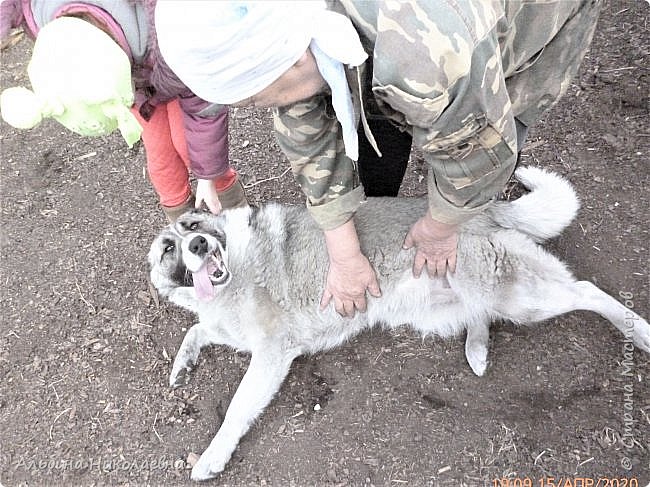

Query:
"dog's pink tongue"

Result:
[[192, 266, 215, 301]]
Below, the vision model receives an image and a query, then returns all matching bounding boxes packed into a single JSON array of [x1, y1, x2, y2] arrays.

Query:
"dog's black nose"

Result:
[[189, 236, 208, 255]]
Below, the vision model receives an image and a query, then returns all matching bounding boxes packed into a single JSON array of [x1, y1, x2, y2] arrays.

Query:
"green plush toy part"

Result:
[[0, 16, 142, 147]]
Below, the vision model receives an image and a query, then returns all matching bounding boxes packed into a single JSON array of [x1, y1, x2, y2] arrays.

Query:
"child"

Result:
[[0, 0, 247, 221]]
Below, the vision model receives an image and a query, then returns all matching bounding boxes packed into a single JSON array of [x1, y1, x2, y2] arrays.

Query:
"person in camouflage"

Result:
[[156, 0, 601, 317]]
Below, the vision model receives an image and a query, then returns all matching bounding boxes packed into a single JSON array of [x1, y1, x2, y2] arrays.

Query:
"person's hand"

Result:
[[320, 220, 381, 318], [403, 210, 458, 278], [321, 251, 381, 318], [196, 178, 222, 214]]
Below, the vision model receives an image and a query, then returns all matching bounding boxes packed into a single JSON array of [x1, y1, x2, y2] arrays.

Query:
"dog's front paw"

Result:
[[190, 447, 230, 481], [169, 361, 194, 388], [169, 350, 197, 388], [169, 330, 203, 388]]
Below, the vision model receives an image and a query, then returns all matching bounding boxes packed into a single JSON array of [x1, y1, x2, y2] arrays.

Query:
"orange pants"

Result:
[[130, 100, 236, 208]]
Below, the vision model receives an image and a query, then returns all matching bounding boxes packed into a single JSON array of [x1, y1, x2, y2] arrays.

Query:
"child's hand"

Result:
[[195, 178, 223, 214]]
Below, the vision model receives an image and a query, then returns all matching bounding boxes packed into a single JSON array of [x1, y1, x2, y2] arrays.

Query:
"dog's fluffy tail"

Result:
[[488, 166, 580, 242]]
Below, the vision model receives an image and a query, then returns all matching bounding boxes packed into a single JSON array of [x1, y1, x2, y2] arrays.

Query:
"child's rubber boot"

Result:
[[217, 179, 249, 210], [162, 194, 196, 222]]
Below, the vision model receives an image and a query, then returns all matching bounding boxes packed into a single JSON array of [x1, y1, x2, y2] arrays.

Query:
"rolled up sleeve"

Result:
[[273, 93, 364, 230], [421, 118, 517, 224]]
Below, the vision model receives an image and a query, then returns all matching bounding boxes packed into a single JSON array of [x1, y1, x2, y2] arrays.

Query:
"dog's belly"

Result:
[[368, 273, 470, 335], [287, 272, 471, 354]]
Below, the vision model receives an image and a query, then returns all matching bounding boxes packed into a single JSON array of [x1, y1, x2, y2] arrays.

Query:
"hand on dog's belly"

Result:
[[403, 211, 458, 279], [321, 221, 382, 318]]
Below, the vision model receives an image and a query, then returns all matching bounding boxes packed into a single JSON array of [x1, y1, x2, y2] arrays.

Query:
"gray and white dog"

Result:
[[148, 167, 650, 481]]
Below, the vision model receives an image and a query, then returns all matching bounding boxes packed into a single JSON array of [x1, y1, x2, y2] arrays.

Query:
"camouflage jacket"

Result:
[[274, 0, 601, 229]]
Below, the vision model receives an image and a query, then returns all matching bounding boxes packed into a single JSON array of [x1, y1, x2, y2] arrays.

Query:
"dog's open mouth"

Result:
[[191, 250, 229, 301]]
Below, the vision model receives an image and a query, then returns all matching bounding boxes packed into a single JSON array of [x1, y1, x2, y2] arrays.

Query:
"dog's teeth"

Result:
[[209, 269, 225, 283]]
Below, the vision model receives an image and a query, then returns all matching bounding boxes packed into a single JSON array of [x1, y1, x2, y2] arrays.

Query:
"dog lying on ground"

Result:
[[148, 166, 650, 481]]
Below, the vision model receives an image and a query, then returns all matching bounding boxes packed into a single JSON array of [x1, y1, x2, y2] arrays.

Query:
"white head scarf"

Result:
[[155, 1, 367, 160]]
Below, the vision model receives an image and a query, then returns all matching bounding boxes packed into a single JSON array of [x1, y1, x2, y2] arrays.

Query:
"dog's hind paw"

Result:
[[633, 320, 650, 354], [465, 343, 488, 377]]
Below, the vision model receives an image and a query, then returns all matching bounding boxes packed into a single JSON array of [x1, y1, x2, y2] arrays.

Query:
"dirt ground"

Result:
[[1, 1, 649, 486]]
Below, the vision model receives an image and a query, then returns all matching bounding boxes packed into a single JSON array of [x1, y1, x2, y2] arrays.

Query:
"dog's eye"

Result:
[[163, 243, 175, 254], [189, 222, 199, 231]]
